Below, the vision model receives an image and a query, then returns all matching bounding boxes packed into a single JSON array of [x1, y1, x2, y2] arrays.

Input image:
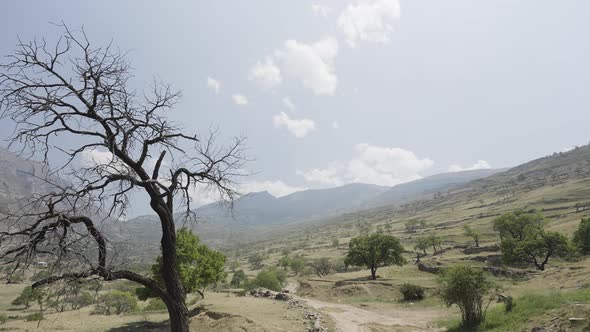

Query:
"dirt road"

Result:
[[286, 282, 444, 332]]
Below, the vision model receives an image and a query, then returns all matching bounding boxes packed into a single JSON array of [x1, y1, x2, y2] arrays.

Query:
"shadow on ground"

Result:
[[107, 320, 169, 331]]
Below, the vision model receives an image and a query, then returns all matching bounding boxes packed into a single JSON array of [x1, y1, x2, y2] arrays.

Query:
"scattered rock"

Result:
[[531, 328, 547, 332]]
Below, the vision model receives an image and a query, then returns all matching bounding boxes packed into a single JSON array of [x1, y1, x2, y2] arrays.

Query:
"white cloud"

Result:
[[251, 37, 339, 95], [248, 57, 282, 89], [232, 94, 248, 105], [448, 160, 492, 172], [238, 180, 305, 197], [337, 0, 401, 47], [275, 37, 339, 95], [561, 146, 574, 152], [332, 121, 340, 129], [273, 112, 316, 138], [207, 77, 221, 93], [298, 143, 433, 186], [282, 97, 296, 111], [312, 3, 333, 17]]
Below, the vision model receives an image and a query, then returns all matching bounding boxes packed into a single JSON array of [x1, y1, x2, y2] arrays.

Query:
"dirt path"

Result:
[[285, 281, 444, 332]]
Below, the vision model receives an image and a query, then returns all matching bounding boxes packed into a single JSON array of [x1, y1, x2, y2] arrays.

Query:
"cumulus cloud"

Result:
[[207, 77, 221, 93], [275, 37, 339, 95], [298, 143, 433, 186], [248, 57, 282, 89], [337, 0, 401, 47], [448, 160, 492, 172], [232, 94, 248, 105], [238, 180, 305, 197], [273, 112, 316, 138], [312, 3, 333, 17], [251, 37, 339, 95], [282, 97, 296, 111]]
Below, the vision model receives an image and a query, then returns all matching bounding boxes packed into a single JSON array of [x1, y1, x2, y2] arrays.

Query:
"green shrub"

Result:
[[248, 270, 282, 291], [399, 283, 425, 301], [573, 217, 590, 254], [12, 286, 43, 308], [0, 313, 7, 324], [94, 291, 138, 315], [144, 298, 167, 311], [24, 312, 44, 322], [439, 265, 493, 329]]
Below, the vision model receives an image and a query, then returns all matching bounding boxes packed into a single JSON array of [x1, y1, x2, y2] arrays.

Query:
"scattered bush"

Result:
[[439, 265, 493, 329], [0, 313, 7, 324], [24, 312, 44, 322], [399, 283, 425, 301], [144, 298, 167, 311], [94, 291, 138, 315]]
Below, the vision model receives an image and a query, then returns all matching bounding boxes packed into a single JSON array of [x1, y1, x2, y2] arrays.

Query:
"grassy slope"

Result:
[[225, 146, 590, 330]]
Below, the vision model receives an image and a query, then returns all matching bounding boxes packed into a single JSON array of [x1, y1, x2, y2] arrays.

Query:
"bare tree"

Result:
[[0, 24, 246, 331]]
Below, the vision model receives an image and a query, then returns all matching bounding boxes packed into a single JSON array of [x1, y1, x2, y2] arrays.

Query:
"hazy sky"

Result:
[[1, 0, 589, 210]]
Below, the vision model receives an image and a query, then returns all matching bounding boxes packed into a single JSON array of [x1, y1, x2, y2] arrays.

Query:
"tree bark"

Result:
[[166, 299, 190, 332]]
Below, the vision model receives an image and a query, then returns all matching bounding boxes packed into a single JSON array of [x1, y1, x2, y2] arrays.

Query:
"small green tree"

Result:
[[248, 253, 264, 270], [493, 211, 570, 270], [94, 291, 138, 315], [311, 258, 333, 278], [414, 236, 430, 255], [427, 233, 443, 253], [573, 217, 590, 254], [439, 265, 493, 329], [278, 256, 291, 270], [230, 270, 247, 288], [345, 233, 406, 280], [137, 228, 226, 300], [463, 225, 481, 247], [289, 258, 305, 275]]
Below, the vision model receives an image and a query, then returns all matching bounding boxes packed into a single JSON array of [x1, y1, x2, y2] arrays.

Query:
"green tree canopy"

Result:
[[345, 233, 406, 280], [493, 211, 570, 270], [138, 228, 226, 300], [573, 217, 590, 254]]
